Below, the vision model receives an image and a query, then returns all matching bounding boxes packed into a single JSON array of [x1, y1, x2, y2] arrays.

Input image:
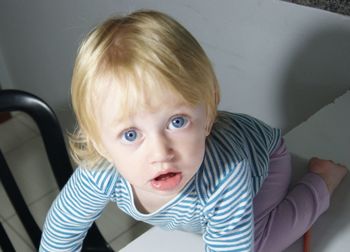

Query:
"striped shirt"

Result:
[[40, 112, 281, 251]]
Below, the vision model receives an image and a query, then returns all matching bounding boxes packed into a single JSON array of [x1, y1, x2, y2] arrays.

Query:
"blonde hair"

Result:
[[70, 10, 220, 168]]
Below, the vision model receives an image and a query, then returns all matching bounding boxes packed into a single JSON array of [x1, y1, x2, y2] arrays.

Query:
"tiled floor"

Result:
[[0, 112, 150, 251]]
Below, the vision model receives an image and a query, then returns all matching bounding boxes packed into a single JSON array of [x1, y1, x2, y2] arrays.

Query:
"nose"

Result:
[[148, 133, 174, 164]]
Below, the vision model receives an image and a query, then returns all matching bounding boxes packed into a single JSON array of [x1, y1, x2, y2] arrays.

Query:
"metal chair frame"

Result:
[[0, 89, 112, 251]]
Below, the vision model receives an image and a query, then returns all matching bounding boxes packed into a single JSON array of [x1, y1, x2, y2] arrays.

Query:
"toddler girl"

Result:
[[40, 10, 347, 252]]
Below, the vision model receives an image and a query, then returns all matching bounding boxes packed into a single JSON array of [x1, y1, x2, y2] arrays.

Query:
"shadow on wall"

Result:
[[280, 25, 350, 134]]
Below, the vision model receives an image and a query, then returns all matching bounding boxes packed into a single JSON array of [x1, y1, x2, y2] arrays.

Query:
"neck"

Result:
[[132, 186, 178, 214]]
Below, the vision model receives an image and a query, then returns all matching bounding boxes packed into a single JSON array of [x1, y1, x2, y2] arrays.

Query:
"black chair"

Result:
[[0, 89, 113, 251]]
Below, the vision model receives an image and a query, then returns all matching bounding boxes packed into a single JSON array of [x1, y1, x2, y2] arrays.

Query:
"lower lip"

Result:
[[151, 173, 182, 191]]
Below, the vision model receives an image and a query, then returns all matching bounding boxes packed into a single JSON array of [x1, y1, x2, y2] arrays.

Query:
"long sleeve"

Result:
[[40, 166, 118, 251], [196, 112, 282, 251], [202, 160, 254, 252]]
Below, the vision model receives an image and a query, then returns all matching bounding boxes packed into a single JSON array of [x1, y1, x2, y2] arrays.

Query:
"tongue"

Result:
[[151, 172, 182, 191], [155, 173, 176, 181]]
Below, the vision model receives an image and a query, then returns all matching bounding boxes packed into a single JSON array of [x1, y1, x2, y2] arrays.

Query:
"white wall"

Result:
[[0, 46, 14, 89], [0, 0, 349, 132]]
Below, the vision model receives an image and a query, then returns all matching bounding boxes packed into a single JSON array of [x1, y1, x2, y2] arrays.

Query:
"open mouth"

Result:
[[151, 172, 182, 191], [154, 172, 178, 181]]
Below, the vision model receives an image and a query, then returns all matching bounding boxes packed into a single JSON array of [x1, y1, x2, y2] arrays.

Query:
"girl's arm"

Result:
[[203, 160, 254, 252], [40, 166, 117, 251]]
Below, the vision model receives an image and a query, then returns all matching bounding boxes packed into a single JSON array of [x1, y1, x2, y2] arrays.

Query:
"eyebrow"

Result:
[[110, 116, 134, 134], [109, 102, 196, 131]]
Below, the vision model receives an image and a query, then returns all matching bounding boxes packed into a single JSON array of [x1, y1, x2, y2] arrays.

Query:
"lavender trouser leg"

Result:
[[253, 139, 330, 252]]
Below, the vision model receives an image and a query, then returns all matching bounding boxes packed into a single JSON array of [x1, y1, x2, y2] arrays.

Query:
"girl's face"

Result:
[[97, 88, 209, 209]]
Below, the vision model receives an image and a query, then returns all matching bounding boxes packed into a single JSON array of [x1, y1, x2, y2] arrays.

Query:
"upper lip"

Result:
[[151, 168, 181, 180]]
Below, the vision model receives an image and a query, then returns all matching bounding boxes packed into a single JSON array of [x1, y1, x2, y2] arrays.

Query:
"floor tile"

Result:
[[13, 112, 40, 134], [1, 216, 35, 252], [2, 136, 58, 216], [1, 189, 59, 250], [0, 181, 17, 220], [110, 222, 151, 251], [96, 202, 138, 242], [0, 117, 37, 154], [29, 189, 59, 229]]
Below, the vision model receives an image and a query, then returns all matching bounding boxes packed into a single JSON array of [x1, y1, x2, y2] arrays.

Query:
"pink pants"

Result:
[[253, 139, 330, 252]]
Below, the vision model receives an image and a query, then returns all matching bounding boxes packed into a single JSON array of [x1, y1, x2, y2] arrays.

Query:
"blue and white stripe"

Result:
[[40, 112, 281, 252]]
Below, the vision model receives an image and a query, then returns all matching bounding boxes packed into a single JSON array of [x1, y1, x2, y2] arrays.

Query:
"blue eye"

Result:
[[169, 116, 188, 129], [123, 129, 138, 142]]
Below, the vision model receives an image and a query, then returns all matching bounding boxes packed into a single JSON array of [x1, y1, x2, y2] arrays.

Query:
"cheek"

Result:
[[177, 131, 206, 160], [112, 157, 144, 184], [106, 148, 133, 174], [184, 140, 206, 175]]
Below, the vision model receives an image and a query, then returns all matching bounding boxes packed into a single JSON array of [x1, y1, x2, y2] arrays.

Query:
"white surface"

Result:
[[285, 90, 350, 168], [0, 46, 13, 89], [1, 1, 350, 132], [284, 91, 350, 252], [121, 227, 204, 252], [121, 91, 350, 251]]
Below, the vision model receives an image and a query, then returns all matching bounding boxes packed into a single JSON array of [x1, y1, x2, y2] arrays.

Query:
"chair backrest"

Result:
[[0, 89, 113, 251]]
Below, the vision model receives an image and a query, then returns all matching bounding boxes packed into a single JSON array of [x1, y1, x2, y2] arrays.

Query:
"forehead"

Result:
[[97, 80, 190, 126]]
